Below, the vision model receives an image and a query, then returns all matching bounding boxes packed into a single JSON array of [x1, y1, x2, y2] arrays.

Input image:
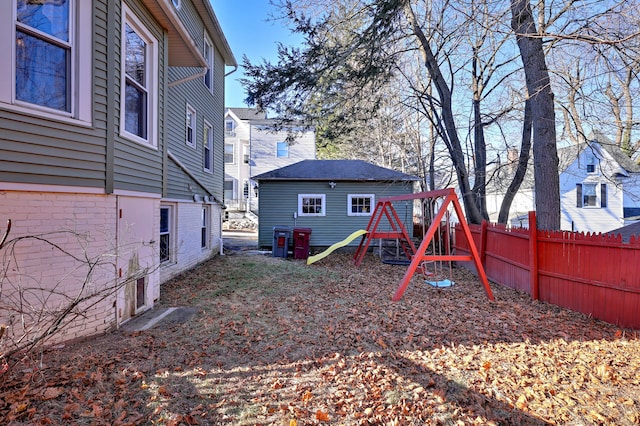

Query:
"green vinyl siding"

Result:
[[257, 181, 414, 248], [165, 2, 226, 202], [0, 2, 109, 189], [0, 104, 106, 189], [112, 0, 165, 195]]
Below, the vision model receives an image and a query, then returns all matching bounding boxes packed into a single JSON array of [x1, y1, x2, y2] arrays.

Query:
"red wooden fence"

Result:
[[454, 211, 640, 329]]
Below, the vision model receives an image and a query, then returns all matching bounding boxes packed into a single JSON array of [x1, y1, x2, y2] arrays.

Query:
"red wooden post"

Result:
[[529, 211, 539, 300], [480, 220, 488, 266]]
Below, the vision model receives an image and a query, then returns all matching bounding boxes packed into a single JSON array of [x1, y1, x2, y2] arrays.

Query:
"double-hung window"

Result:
[[201, 207, 209, 249], [203, 34, 213, 93], [203, 121, 213, 173], [298, 194, 325, 216], [586, 153, 596, 173], [224, 143, 234, 163], [276, 141, 289, 158], [225, 120, 235, 136], [2, 1, 91, 122], [576, 183, 607, 208], [120, 5, 158, 147], [160, 206, 172, 263], [186, 104, 196, 147], [224, 180, 234, 201]]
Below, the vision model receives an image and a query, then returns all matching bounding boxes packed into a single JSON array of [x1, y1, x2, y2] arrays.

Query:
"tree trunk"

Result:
[[499, 98, 532, 224], [510, 0, 561, 230], [404, 4, 485, 224]]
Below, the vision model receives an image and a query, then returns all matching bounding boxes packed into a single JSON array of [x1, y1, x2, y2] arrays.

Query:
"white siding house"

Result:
[[224, 108, 316, 213], [485, 135, 640, 232]]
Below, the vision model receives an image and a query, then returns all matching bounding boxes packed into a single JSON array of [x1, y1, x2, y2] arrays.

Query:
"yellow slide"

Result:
[[306, 229, 368, 265]]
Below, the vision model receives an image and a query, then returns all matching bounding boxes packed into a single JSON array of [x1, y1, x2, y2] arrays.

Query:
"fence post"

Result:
[[480, 220, 488, 266], [528, 211, 539, 300]]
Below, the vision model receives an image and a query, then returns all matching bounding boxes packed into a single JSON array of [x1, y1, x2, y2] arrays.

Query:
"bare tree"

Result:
[[0, 219, 155, 373]]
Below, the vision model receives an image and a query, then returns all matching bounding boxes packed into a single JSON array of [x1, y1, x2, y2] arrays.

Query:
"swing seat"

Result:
[[425, 279, 454, 288]]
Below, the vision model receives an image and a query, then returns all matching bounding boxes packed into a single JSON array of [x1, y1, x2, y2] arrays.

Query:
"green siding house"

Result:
[[253, 160, 419, 249], [0, 0, 235, 346]]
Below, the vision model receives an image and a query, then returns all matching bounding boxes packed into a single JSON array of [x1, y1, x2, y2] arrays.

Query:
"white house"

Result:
[[224, 108, 316, 213], [485, 135, 640, 232]]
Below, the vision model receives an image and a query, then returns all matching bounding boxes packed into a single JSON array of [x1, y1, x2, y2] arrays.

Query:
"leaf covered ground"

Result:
[[1, 253, 639, 425]]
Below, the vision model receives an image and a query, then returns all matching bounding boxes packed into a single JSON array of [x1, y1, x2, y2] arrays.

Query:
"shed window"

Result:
[[348, 194, 374, 216], [298, 194, 325, 216]]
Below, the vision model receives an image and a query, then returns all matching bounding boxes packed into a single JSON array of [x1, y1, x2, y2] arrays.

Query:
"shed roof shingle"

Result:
[[252, 160, 420, 182]]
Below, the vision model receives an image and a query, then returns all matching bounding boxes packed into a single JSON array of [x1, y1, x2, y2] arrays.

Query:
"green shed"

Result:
[[252, 160, 420, 249]]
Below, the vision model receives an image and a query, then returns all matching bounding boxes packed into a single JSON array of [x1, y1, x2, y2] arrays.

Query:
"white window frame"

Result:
[[582, 182, 598, 207], [203, 120, 213, 173], [120, 5, 159, 148], [201, 206, 209, 249], [243, 143, 250, 164], [586, 153, 596, 174], [186, 104, 196, 148], [160, 205, 174, 264], [225, 119, 235, 136], [203, 33, 213, 93], [224, 143, 234, 164], [171, 0, 181, 9], [347, 194, 375, 216], [276, 141, 289, 158], [298, 194, 326, 217], [224, 179, 234, 201], [0, 0, 92, 124]]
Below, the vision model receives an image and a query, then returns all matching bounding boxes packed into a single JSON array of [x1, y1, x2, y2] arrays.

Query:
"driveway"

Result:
[[222, 229, 264, 254]]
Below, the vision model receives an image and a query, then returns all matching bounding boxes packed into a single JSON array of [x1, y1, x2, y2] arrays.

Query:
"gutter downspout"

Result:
[[225, 65, 238, 77], [168, 69, 208, 88], [167, 149, 225, 208]]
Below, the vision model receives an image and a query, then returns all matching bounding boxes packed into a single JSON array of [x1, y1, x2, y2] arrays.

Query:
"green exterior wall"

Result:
[[0, 2, 108, 189], [257, 180, 415, 248], [112, 0, 165, 195], [0, 0, 167, 195], [165, 0, 226, 202]]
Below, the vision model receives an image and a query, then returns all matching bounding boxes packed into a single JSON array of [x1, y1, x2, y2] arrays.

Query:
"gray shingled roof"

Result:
[[227, 108, 266, 121], [608, 221, 640, 242], [252, 160, 420, 182]]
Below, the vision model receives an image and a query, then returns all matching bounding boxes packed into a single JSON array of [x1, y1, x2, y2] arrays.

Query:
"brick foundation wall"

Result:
[[160, 202, 222, 283], [0, 190, 118, 349]]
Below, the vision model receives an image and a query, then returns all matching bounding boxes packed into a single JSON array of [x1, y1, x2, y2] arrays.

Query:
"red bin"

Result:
[[292, 227, 312, 260]]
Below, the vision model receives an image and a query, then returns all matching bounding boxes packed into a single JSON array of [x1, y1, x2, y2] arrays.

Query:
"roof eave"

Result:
[[193, 0, 238, 67], [141, 0, 208, 67]]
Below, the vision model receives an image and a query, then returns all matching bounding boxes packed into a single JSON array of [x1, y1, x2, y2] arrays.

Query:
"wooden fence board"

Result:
[[454, 214, 640, 329]]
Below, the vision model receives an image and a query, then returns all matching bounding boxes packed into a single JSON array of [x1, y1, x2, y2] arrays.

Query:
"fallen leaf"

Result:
[[316, 410, 330, 421], [42, 387, 64, 401]]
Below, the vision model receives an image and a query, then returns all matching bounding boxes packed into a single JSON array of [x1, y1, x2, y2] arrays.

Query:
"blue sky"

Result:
[[212, 1, 302, 108]]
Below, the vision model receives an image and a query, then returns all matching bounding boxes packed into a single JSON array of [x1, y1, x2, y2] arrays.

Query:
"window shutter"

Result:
[[576, 184, 582, 208], [601, 184, 607, 208]]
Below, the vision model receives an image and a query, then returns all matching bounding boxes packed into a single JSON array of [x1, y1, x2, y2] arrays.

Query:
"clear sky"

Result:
[[211, 1, 302, 108]]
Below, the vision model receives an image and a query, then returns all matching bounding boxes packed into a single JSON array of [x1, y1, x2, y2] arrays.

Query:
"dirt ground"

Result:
[[1, 252, 639, 425]]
